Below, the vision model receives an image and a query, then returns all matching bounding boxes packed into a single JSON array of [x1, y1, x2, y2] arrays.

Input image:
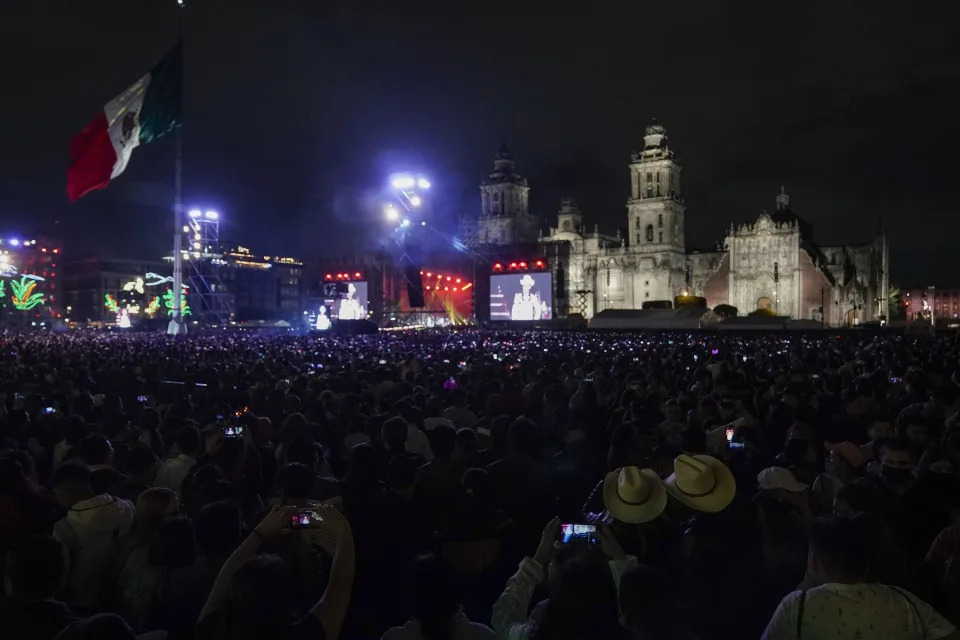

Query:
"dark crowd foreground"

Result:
[[3, 330, 960, 640]]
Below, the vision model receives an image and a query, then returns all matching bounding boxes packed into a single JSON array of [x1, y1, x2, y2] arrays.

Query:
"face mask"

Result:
[[882, 465, 914, 486]]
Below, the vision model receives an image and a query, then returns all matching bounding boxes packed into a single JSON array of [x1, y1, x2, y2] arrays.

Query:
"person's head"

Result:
[[427, 425, 457, 460], [4, 535, 66, 600], [51, 462, 93, 507], [536, 546, 625, 640], [807, 514, 871, 584], [454, 428, 479, 461], [382, 417, 408, 451], [195, 499, 242, 557], [135, 487, 179, 528], [78, 433, 113, 467], [176, 425, 201, 458], [213, 437, 247, 477], [508, 417, 539, 457], [277, 463, 314, 501], [125, 443, 159, 484], [880, 438, 916, 484], [407, 553, 461, 640], [218, 554, 297, 640], [905, 421, 931, 449], [386, 454, 418, 495], [663, 399, 684, 424], [490, 415, 512, 453], [449, 389, 467, 407], [283, 433, 319, 471]]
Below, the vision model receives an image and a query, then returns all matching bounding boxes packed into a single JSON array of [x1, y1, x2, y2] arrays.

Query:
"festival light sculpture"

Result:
[[10, 276, 45, 311], [163, 286, 191, 317]]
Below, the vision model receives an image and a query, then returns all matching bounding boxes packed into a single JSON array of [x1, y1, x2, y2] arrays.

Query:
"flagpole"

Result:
[[168, 0, 186, 335]]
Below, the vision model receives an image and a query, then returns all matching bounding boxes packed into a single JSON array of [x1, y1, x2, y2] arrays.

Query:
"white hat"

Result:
[[519, 274, 535, 287], [664, 454, 736, 513], [603, 466, 667, 524], [757, 466, 807, 493]]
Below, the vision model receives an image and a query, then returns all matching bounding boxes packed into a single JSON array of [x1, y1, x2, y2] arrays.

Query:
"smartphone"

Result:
[[378, 359, 386, 365], [725, 427, 735, 442], [290, 508, 322, 529], [729, 442, 745, 450], [459, 361, 467, 369], [223, 425, 244, 439], [583, 377, 594, 383], [561, 523, 598, 544], [15, 393, 23, 400], [137, 395, 148, 404], [43, 406, 57, 415], [711, 349, 719, 356], [890, 377, 902, 384]]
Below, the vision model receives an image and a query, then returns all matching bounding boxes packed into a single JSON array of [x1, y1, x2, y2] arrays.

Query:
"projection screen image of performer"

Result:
[[338, 283, 366, 320], [315, 305, 331, 330], [511, 274, 547, 320]]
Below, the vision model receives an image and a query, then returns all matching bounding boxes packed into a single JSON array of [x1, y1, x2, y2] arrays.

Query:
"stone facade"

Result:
[[460, 124, 890, 325]]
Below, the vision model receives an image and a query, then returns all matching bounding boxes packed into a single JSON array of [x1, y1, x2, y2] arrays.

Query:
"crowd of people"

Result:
[[2, 329, 960, 639]]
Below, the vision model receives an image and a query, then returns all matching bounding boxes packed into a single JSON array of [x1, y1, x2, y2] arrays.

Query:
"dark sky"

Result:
[[1, 1, 956, 285]]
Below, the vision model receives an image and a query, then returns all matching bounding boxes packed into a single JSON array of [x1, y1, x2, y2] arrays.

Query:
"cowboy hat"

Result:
[[519, 274, 535, 287], [757, 466, 807, 493], [602, 466, 667, 524], [664, 454, 736, 513]]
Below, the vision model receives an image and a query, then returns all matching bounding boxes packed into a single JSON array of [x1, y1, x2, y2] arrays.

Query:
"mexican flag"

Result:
[[67, 43, 181, 202]]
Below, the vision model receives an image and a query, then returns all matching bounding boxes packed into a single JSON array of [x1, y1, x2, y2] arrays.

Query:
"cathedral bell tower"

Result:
[[476, 144, 537, 245], [626, 121, 685, 250]]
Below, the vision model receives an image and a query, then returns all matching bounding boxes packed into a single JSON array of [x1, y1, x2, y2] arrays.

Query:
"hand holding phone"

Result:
[[223, 425, 244, 439], [725, 427, 736, 442], [289, 508, 323, 529], [560, 522, 598, 545]]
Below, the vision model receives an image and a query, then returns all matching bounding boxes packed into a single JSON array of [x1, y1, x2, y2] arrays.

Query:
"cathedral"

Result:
[[460, 123, 889, 326]]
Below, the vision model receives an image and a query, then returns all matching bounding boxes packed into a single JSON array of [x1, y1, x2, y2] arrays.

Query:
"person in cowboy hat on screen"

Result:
[[510, 274, 543, 321]]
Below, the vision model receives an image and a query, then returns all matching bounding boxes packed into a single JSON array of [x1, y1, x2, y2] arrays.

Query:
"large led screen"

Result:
[[490, 273, 552, 321], [324, 281, 369, 320]]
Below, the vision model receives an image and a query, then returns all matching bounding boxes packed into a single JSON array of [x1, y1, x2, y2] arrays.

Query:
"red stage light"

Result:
[[325, 274, 332, 280], [509, 262, 517, 269], [519, 261, 527, 268], [354, 272, 361, 278], [535, 260, 544, 268], [456, 278, 461, 283], [426, 272, 432, 277], [493, 263, 503, 271], [419, 271, 424, 275], [446, 276, 451, 281], [444, 286, 449, 291], [453, 287, 458, 291], [425, 285, 431, 290]]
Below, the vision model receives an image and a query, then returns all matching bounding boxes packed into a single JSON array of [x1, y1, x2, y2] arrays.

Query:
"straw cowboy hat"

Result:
[[664, 454, 736, 513], [602, 466, 667, 524], [519, 274, 535, 287]]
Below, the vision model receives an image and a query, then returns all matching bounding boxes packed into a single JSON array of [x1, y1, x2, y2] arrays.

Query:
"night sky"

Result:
[[1, 1, 956, 285]]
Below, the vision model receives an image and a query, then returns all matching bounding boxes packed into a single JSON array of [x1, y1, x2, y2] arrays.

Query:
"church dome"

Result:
[[643, 120, 667, 150]]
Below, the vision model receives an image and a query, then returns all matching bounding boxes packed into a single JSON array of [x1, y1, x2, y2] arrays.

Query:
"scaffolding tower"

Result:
[[183, 209, 233, 325]]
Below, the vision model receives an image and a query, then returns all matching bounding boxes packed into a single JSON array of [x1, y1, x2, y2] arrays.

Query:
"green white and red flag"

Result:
[[67, 43, 181, 202]]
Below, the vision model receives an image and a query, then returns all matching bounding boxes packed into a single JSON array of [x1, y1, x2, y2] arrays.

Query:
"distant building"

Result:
[[460, 123, 889, 326], [61, 258, 169, 323]]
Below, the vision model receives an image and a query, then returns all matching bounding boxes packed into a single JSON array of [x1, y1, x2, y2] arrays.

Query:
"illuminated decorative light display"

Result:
[[10, 276, 46, 311], [122, 277, 145, 294], [145, 296, 161, 317], [163, 286, 191, 316], [104, 293, 120, 313]]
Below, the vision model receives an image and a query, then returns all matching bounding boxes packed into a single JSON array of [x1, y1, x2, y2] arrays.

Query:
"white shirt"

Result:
[[762, 583, 956, 640], [442, 406, 479, 429], [381, 610, 495, 640], [153, 453, 196, 495]]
